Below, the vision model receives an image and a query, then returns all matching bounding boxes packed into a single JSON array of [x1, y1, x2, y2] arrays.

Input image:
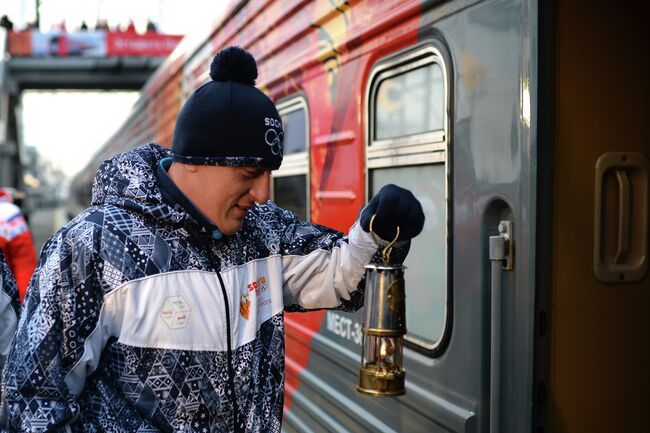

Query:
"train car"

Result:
[[67, 0, 649, 432]]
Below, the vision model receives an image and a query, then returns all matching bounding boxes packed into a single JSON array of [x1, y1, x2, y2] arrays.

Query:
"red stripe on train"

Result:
[[284, 311, 326, 411]]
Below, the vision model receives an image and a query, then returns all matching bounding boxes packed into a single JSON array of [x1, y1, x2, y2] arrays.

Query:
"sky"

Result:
[[3, 0, 231, 177], [21, 90, 140, 175]]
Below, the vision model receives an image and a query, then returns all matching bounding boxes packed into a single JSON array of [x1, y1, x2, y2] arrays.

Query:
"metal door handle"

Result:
[[614, 170, 630, 264], [593, 152, 649, 283], [489, 220, 513, 433]]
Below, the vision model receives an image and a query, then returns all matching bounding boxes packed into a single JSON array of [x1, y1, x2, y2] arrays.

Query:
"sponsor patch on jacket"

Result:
[[239, 276, 273, 320], [240, 291, 251, 320], [161, 295, 191, 329], [247, 276, 268, 297]]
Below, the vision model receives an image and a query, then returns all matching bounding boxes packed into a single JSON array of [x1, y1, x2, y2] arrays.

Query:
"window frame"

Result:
[[271, 95, 311, 221], [365, 43, 452, 356]]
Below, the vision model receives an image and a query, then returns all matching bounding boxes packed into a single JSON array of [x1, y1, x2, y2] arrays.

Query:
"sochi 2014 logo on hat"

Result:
[[264, 117, 283, 156]]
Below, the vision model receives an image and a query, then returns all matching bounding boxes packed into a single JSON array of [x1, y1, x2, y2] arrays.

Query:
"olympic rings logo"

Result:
[[265, 128, 284, 156]]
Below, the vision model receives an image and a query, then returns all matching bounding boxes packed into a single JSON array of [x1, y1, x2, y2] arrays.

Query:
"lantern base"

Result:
[[357, 366, 406, 397]]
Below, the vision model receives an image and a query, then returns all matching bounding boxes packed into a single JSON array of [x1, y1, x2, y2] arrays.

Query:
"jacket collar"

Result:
[[156, 157, 223, 240]]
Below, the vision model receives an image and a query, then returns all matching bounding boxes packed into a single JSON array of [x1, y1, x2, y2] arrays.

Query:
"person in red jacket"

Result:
[[0, 188, 37, 302]]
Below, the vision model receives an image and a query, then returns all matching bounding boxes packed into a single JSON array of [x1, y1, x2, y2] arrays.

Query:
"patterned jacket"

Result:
[[0, 251, 19, 376], [0, 144, 391, 432]]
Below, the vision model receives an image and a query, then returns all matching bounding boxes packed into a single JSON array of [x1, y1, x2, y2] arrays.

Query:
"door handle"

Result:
[[489, 220, 513, 433], [594, 152, 649, 283], [614, 170, 630, 264]]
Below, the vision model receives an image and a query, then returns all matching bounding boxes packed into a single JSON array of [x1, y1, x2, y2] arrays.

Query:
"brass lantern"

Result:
[[357, 216, 406, 397]]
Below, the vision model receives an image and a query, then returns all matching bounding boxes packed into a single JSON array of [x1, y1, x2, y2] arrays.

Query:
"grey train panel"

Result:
[[285, 0, 538, 432]]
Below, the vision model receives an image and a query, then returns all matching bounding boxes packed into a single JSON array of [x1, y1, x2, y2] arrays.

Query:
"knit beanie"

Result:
[[171, 46, 284, 169]]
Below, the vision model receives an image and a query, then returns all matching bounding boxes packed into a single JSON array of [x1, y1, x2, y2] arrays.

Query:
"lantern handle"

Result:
[[369, 214, 400, 264]]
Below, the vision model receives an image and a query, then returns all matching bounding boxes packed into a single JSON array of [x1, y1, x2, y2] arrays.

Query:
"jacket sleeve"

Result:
[[0, 223, 103, 432], [0, 253, 19, 375], [276, 209, 409, 313]]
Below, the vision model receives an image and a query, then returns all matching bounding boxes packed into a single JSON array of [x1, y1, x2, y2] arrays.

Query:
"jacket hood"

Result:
[[91, 143, 188, 227]]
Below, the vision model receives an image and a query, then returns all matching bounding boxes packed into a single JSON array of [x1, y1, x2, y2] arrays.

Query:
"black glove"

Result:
[[360, 184, 425, 241]]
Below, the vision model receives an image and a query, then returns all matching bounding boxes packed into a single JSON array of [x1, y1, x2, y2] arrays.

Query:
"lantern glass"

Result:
[[358, 331, 406, 396], [362, 334, 404, 373]]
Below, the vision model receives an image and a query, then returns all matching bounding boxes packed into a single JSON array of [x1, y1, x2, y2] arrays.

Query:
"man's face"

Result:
[[190, 165, 271, 236]]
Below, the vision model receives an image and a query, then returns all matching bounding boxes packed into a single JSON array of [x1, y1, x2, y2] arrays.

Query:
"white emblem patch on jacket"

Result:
[[161, 295, 191, 329]]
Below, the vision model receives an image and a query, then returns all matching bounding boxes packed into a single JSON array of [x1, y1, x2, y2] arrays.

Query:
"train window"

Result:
[[375, 62, 444, 140], [367, 45, 449, 353], [281, 108, 307, 155], [273, 175, 307, 221], [272, 97, 310, 221]]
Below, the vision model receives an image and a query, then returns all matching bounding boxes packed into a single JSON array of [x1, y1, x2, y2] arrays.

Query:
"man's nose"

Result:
[[249, 171, 271, 203]]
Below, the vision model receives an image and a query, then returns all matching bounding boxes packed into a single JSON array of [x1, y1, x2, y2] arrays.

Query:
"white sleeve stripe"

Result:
[[0, 290, 18, 359], [281, 222, 378, 309], [64, 306, 110, 396]]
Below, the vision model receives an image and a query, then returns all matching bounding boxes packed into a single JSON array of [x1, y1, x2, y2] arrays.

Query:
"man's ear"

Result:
[[172, 162, 199, 173]]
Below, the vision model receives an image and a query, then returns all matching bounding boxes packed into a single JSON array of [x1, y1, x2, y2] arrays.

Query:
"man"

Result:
[[0, 188, 37, 302], [0, 47, 424, 432], [0, 250, 19, 381]]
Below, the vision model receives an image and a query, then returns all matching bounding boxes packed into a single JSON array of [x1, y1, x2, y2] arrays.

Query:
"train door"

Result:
[[538, 1, 650, 432]]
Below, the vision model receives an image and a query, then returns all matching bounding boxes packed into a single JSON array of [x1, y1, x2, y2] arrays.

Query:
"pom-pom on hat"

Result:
[[171, 46, 284, 170]]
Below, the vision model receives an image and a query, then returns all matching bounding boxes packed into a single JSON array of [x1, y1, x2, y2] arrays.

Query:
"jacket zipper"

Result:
[[204, 238, 241, 433], [215, 270, 241, 433]]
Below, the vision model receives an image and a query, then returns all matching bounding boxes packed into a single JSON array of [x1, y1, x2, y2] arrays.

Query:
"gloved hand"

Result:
[[360, 184, 425, 241]]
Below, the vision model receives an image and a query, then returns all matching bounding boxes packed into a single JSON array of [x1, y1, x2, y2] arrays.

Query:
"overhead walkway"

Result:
[[0, 28, 181, 189], [7, 56, 164, 90]]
